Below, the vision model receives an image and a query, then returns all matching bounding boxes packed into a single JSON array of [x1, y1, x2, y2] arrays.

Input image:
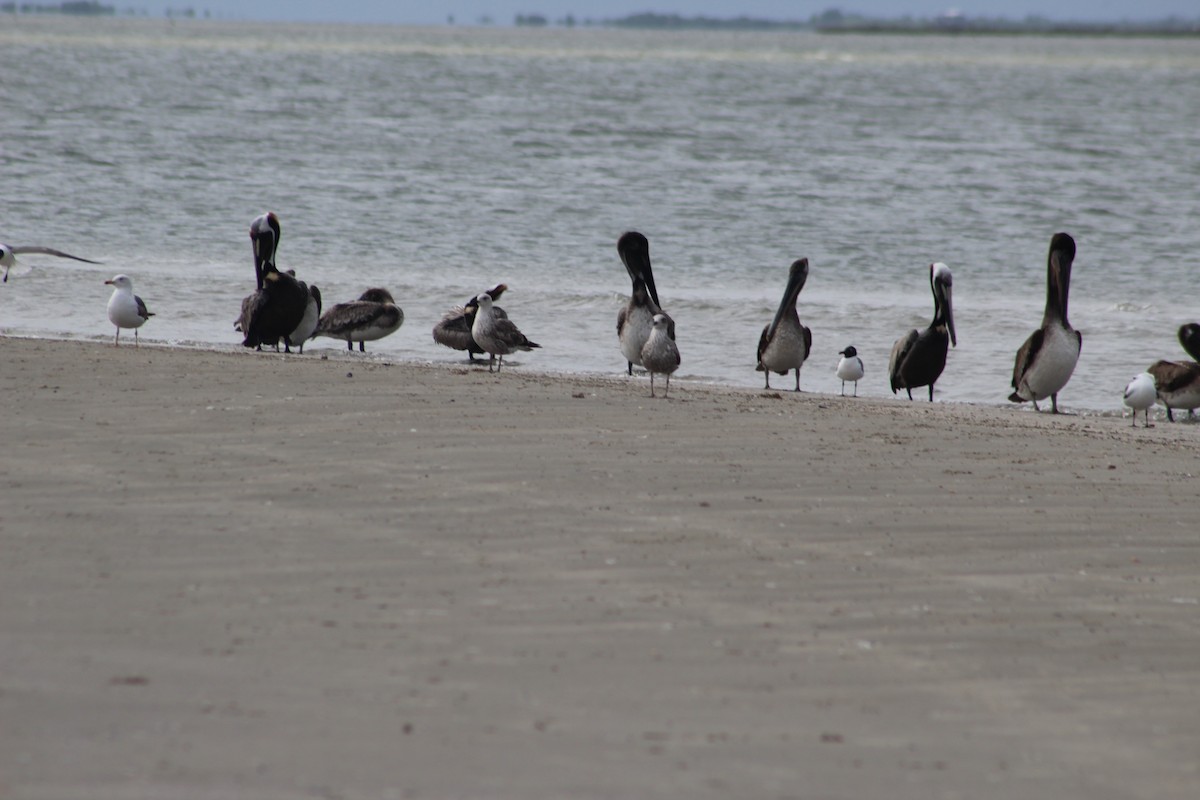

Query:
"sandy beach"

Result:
[[1, 336, 1198, 800]]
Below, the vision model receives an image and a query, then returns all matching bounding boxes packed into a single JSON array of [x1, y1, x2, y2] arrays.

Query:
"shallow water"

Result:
[[3, 18, 1199, 410]]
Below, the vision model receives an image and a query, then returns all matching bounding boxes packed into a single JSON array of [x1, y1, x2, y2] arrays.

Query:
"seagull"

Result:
[[432, 284, 508, 361], [104, 274, 154, 347], [1123, 372, 1156, 428], [2, 243, 100, 283], [1146, 360, 1200, 422], [756, 258, 812, 391], [616, 231, 674, 375], [312, 287, 404, 352], [889, 262, 956, 401], [641, 313, 680, 398], [1009, 233, 1081, 414], [836, 346, 865, 397], [470, 292, 540, 373]]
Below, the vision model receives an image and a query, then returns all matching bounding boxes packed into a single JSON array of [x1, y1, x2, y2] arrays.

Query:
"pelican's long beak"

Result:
[[944, 286, 957, 348]]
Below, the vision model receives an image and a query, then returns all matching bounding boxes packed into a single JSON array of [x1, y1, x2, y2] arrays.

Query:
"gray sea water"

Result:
[[3, 17, 1200, 411]]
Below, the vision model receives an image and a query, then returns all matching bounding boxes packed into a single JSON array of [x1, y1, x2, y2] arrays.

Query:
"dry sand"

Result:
[[1, 336, 1198, 800]]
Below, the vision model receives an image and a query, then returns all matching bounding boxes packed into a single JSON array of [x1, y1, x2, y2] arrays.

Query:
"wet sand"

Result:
[[2, 336, 1198, 799]]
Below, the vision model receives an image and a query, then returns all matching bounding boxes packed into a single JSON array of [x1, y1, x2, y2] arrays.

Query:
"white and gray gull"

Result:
[[2, 242, 100, 283], [641, 313, 680, 398], [1009, 232, 1080, 414], [1123, 372, 1156, 428], [470, 292, 540, 373], [888, 262, 956, 401], [756, 257, 812, 391], [313, 288, 404, 352], [616, 231, 674, 376], [104, 274, 154, 347]]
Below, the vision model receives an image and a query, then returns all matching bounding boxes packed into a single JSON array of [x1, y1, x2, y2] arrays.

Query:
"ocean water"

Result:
[[3, 17, 1199, 411]]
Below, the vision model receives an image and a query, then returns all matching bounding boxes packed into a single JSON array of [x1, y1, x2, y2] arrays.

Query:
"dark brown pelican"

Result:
[[432, 284, 508, 361], [1009, 233, 1081, 413], [1146, 360, 1200, 422], [239, 213, 309, 353], [617, 231, 674, 375], [470, 293, 539, 373], [1, 243, 100, 283], [889, 262, 956, 401], [756, 258, 812, 391], [313, 287, 404, 352], [243, 269, 310, 352], [1177, 324, 1200, 362]]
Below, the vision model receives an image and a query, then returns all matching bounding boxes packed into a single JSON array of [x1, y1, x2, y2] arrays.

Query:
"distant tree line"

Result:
[[1, 1, 114, 13], [509, 8, 1198, 35]]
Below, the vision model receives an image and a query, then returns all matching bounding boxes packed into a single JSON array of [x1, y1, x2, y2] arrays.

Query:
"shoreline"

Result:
[[0, 331, 1171, 420], [2, 336, 1199, 799]]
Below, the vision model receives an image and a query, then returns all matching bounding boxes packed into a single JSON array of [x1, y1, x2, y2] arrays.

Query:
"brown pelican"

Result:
[[1123, 372, 1156, 428], [248, 212, 280, 291], [432, 284, 508, 361], [243, 269, 310, 352], [470, 292, 540, 373], [236, 213, 311, 353], [836, 346, 864, 397], [889, 262, 956, 401], [641, 313, 680, 398], [1009, 233, 1080, 413], [313, 288, 404, 352], [1146, 360, 1200, 422], [2, 243, 99, 283], [104, 274, 154, 347], [756, 258, 812, 391], [617, 231, 674, 375], [1178, 324, 1200, 361]]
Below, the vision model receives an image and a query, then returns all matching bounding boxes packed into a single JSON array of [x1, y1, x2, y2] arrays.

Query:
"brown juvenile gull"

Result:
[[641, 313, 680, 398], [470, 292, 540, 373], [432, 283, 507, 361]]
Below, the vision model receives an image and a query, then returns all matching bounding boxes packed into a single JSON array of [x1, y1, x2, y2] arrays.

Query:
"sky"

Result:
[[130, 2, 1200, 26]]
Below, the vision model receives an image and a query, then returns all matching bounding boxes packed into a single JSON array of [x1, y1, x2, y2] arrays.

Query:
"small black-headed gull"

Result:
[[836, 346, 865, 397]]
